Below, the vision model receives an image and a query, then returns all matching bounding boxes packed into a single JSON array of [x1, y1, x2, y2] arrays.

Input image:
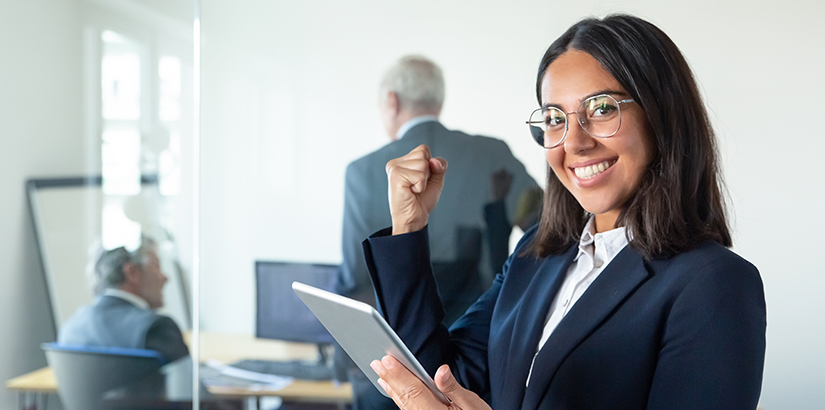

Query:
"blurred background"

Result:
[[1, 0, 823, 409]]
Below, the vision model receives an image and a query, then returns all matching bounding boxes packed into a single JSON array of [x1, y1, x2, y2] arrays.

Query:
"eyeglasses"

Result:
[[526, 94, 635, 149]]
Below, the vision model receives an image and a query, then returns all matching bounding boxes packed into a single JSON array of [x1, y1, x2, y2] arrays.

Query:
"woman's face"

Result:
[[541, 50, 654, 233]]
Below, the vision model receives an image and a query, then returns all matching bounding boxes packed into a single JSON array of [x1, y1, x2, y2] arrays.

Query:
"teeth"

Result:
[[574, 160, 613, 180]]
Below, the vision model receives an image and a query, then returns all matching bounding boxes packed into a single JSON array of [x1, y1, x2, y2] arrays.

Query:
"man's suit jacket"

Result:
[[338, 121, 539, 319], [59, 295, 189, 363], [364, 226, 767, 410]]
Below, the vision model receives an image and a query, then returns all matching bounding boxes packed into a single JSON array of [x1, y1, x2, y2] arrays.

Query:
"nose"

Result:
[[563, 114, 596, 154]]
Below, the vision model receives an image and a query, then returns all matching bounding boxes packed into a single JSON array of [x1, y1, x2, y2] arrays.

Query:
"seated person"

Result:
[[59, 237, 189, 363]]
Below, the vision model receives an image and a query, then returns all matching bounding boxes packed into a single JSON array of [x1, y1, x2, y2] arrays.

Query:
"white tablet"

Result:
[[292, 281, 450, 405]]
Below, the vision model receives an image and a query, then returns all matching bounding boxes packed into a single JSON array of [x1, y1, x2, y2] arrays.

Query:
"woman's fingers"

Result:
[[434, 365, 491, 410], [371, 355, 448, 410], [386, 145, 448, 235]]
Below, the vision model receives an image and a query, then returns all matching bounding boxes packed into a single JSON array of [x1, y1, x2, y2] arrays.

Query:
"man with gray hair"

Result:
[[59, 237, 189, 363], [336, 55, 539, 410]]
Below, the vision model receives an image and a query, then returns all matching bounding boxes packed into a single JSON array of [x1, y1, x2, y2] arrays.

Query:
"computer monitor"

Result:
[[255, 261, 337, 346]]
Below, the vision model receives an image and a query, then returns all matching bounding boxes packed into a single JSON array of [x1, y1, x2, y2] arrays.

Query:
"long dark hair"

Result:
[[528, 14, 731, 260]]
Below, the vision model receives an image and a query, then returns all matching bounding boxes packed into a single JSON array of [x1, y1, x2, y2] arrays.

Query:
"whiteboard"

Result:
[[27, 176, 191, 334]]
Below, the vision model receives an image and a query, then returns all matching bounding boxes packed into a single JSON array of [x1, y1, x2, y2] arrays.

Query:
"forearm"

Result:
[[364, 226, 493, 394]]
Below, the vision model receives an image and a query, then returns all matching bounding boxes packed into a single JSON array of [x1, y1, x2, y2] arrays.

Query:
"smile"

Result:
[[573, 160, 616, 180]]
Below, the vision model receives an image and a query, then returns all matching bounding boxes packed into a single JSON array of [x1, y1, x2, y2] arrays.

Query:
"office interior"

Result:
[[1, 0, 823, 408]]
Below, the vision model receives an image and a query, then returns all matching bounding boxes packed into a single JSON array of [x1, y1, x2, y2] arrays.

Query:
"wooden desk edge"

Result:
[[6, 367, 57, 392], [7, 367, 352, 403]]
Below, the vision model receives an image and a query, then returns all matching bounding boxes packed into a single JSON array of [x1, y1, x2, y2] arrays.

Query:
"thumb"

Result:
[[435, 365, 492, 410], [427, 157, 448, 189], [434, 364, 462, 396]]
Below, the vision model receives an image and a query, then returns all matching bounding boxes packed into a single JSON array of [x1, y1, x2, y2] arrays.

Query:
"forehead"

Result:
[[540, 49, 625, 106]]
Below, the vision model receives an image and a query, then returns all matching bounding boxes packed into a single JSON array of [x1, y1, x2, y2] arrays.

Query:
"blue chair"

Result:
[[41, 343, 166, 410]]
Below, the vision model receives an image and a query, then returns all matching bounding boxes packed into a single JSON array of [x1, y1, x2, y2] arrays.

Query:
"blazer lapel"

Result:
[[520, 246, 651, 410], [495, 245, 577, 410]]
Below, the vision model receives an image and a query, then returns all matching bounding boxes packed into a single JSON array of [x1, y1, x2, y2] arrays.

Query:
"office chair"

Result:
[[41, 343, 166, 410]]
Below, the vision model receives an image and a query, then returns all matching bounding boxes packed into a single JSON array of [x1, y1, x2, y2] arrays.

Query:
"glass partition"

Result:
[[13, 0, 200, 409]]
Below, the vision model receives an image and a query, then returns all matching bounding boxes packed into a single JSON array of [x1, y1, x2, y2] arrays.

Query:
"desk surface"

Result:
[[7, 332, 352, 403]]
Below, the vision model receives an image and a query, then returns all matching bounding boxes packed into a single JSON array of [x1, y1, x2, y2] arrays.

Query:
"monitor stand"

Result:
[[315, 343, 334, 367]]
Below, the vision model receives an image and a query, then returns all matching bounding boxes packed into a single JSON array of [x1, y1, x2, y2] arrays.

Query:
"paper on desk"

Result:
[[202, 359, 294, 391]]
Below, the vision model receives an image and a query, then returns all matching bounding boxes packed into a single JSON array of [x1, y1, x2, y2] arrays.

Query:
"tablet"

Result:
[[292, 281, 450, 405]]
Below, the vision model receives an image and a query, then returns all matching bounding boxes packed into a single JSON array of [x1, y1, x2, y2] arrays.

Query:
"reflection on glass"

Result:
[[159, 56, 182, 122], [101, 29, 143, 198], [102, 128, 141, 195], [101, 30, 141, 121], [101, 202, 142, 250], [158, 56, 182, 196]]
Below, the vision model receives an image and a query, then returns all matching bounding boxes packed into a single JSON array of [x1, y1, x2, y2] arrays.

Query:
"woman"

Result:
[[365, 14, 766, 410]]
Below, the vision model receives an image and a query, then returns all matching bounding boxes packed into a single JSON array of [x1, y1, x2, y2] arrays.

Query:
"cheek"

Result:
[[545, 149, 565, 176]]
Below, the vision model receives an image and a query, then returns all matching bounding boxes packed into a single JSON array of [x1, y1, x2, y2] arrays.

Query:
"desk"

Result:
[[6, 332, 352, 408]]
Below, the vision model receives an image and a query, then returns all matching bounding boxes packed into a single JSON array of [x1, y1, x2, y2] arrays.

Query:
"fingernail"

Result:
[[377, 378, 389, 392], [370, 360, 381, 373], [382, 355, 394, 369], [438, 365, 450, 383]]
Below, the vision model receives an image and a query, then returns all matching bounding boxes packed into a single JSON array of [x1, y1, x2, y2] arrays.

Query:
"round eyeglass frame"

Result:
[[526, 94, 635, 149]]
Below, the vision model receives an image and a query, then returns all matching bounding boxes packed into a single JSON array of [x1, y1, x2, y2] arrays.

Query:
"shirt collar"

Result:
[[574, 216, 628, 262], [103, 288, 150, 310], [397, 115, 439, 140]]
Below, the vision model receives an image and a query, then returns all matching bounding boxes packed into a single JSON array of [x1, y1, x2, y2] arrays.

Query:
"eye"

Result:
[[544, 108, 566, 127], [586, 96, 619, 119]]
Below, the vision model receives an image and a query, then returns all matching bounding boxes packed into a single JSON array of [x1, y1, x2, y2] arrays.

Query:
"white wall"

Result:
[[0, 0, 84, 408], [200, 0, 825, 408]]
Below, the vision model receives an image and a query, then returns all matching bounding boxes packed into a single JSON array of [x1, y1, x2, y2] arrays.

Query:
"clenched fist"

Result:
[[385, 145, 448, 235]]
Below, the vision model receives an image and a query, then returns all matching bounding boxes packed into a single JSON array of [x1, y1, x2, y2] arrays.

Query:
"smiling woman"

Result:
[[366, 14, 766, 410]]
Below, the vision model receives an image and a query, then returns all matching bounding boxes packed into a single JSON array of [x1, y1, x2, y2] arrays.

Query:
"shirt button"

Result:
[[594, 259, 603, 268]]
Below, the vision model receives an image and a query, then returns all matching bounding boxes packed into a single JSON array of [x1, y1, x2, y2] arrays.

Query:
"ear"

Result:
[[386, 91, 400, 114], [122, 262, 142, 286]]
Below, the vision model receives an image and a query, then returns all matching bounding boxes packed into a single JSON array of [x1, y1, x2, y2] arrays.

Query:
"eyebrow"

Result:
[[542, 89, 630, 110]]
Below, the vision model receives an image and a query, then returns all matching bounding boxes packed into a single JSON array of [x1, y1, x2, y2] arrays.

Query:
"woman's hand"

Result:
[[370, 355, 492, 410], [386, 145, 448, 235]]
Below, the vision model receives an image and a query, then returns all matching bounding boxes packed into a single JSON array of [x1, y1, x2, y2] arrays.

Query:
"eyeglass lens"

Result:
[[528, 95, 623, 148]]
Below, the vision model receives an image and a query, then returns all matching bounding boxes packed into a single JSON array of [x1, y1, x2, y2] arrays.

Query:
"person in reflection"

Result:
[[366, 14, 766, 410], [337, 55, 540, 317], [59, 237, 189, 363], [335, 55, 540, 410]]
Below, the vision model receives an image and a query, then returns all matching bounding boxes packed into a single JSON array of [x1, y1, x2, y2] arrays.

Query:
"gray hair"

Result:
[[380, 55, 445, 114], [90, 237, 157, 295]]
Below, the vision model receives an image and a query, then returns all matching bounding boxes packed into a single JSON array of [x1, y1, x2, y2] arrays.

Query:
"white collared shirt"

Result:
[[396, 115, 438, 140], [526, 216, 628, 385], [103, 288, 150, 310]]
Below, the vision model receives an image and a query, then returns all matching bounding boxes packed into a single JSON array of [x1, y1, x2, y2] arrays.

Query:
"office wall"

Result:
[[0, 0, 84, 408], [200, 0, 825, 408]]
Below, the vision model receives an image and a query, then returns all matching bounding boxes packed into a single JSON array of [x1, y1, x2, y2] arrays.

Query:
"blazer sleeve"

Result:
[[646, 254, 766, 410], [364, 226, 500, 395], [145, 316, 190, 363]]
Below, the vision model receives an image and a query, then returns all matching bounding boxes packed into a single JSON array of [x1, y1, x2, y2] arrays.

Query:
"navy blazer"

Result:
[[364, 226, 766, 410]]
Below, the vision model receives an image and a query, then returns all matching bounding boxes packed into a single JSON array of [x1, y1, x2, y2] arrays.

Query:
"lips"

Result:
[[573, 160, 616, 180]]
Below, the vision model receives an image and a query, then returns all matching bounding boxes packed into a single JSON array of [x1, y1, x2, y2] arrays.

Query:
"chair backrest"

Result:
[[42, 343, 165, 410]]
